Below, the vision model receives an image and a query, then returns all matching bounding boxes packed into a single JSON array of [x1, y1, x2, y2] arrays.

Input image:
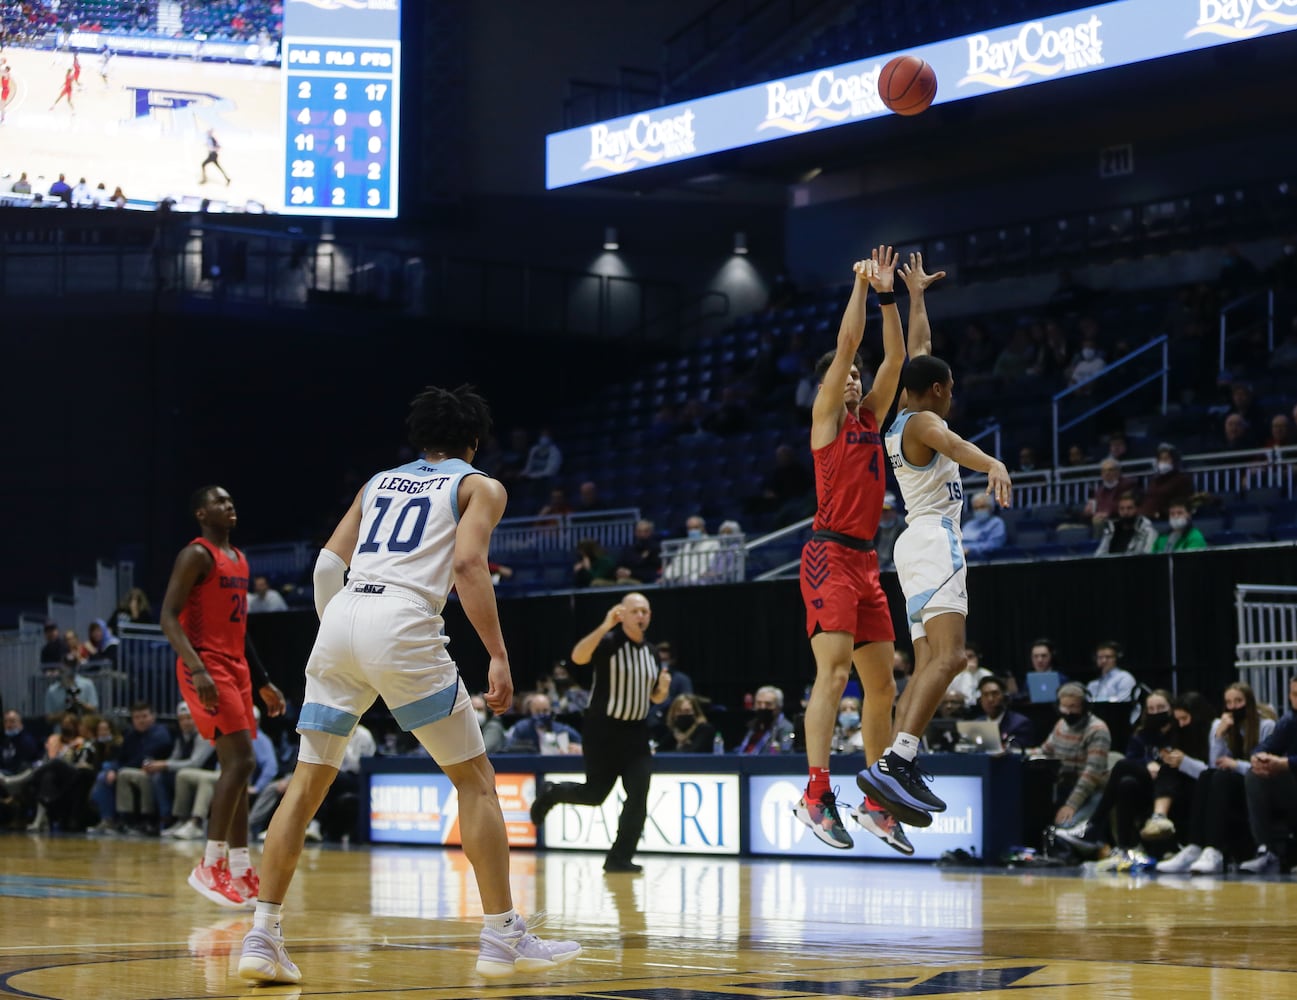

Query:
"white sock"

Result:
[[203, 840, 227, 867], [483, 909, 520, 935], [229, 847, 251, 876], [254, 901, 282, 936], [889, 733, 920, 761]]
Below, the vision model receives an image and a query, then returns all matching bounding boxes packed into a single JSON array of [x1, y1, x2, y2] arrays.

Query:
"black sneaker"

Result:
[[603, 857, 643, 873], [529, 781, 556, 827], [856, 752, 945, 827]]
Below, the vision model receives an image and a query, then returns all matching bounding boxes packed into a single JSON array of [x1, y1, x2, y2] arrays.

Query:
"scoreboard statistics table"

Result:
[[281, 2, 401, 219]]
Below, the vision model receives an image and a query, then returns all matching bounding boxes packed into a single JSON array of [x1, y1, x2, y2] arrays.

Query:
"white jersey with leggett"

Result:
[[885, 409, 964, 522], [348, 457, 485, 611]]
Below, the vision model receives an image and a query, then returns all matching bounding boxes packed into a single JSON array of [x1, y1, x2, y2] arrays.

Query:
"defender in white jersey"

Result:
[[857, 254, 1013, 827], [240, 385, 579, 985]]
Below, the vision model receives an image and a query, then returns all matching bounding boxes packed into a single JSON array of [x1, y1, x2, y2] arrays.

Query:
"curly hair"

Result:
[[406, 384, 492, 455]]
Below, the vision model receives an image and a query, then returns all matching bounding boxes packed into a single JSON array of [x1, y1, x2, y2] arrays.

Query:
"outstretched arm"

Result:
[[911, 413, 1013, 507], [862, 245, 903, 426], [453, 476, 513, 715], [898, 252, 946, 359], [810, 259, 873, 447]]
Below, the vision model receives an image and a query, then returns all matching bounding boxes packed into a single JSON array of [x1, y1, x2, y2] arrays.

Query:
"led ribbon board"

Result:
[[546, 0, 1297, 189]]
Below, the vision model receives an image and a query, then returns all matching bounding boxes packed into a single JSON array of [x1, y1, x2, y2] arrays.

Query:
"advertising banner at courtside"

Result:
[[370, 771, 537, 847]]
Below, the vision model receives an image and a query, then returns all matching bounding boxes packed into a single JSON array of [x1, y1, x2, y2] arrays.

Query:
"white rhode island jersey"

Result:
[[885, 409, 965, 523], [348, 457, 485, 610]]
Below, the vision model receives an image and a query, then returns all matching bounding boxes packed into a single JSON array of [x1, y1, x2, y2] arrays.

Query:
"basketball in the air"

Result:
[[879, 55, 937, 116]]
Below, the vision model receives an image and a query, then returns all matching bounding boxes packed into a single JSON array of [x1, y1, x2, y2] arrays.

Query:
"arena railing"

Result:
[[1219, 288, 1276, 374], [95, 624, 181, 723], [489, 508, 642, 558], [1235, 584, 1297, 711], [660, 534, 746, 586]]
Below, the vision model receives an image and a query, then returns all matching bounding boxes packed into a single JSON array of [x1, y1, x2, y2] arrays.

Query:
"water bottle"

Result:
[[712, 732, 725, 755]]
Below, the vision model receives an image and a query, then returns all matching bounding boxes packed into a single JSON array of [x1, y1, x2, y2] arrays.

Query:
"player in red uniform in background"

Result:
[[50, 68, 73, 112], [795, 246, 909, 853], [1, 65, 11, 123], [160, 485, 286, 908], [72, 52, 82, 89]]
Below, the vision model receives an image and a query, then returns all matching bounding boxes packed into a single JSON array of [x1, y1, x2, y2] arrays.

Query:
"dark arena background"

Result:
[[1, 2, 1297, 999]]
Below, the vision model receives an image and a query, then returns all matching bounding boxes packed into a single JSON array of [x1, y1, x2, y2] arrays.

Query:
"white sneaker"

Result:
[[304, 820, 323, 843], [475, 917, 581, 977], [1156, 844, 1203, 873], [1239, 849, 1280, 875], [238, 927, 302, 984], [175, 819, 205, 841], [1188, 846, 1224, 874], [160, 821, 184, 838], [1140, 814, 1176, 840]]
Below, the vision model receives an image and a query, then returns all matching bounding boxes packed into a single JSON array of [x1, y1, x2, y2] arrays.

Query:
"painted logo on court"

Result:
[[1187, 0, 1297, 39]]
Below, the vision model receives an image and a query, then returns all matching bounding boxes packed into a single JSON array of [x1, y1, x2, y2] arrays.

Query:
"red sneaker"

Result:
[[188, 858, 251, 909], [230, 867, 259, 903]]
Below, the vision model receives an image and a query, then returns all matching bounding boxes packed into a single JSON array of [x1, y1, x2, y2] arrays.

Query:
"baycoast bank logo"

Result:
[[1187, 0, 1297, 39], [583, 109, 697, 174], [759, 67, 885, 134], [958, 14, 1104, 89], [289, 0, 397, 11]]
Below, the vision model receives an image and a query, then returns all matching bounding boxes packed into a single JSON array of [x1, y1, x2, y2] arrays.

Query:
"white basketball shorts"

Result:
[[299, 581, 483, 767], [894, 515, 968, 640]]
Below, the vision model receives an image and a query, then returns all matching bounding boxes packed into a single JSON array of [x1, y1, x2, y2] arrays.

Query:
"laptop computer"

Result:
[[922, 718, 960, 753], [957, 720, 1005, 754], [1027, 671, 1061, 704]]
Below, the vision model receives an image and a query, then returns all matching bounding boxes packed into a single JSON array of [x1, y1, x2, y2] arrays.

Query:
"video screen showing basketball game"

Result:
[[0, 0, 401, 218]]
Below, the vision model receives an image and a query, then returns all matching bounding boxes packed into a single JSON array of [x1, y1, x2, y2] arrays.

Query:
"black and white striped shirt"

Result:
[[586, 630, 659, 723]]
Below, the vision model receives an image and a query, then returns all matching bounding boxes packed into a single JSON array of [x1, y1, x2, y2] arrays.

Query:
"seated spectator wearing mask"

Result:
[[735, 686, 794, 754], [833, 696, 863, 753], [1095, 493, 1157, 556], [1140, 443, 1193, 520], [1023, 683, 1112, 836], [503, 694, 582, 754], [1084, 458, 1136, 534], [655, 694, 716, 753], [1153, 500, 1207, 552], [471, 693, 506, 754], [961, 495, 1006, 559]]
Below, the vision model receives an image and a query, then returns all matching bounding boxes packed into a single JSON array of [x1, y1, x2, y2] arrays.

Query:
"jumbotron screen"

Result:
[[0, 0, 401, 217]]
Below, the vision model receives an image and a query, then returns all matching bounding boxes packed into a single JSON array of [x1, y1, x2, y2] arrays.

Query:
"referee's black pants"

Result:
[[545, 716, 652, 866]]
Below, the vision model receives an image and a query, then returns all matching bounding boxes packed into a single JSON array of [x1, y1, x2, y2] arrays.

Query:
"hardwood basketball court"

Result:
[[1, 833, 1294, 999]]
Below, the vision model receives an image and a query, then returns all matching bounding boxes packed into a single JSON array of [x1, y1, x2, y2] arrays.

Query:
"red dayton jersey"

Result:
[[811, 408, 886, 540], [179, 537, 249, 661]]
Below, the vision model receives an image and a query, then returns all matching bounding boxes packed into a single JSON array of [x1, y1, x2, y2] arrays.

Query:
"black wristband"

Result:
[[876, 291, 896, 305]]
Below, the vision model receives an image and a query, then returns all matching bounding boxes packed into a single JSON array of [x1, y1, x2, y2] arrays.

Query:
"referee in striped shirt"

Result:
[[530, 593, 670, 873]]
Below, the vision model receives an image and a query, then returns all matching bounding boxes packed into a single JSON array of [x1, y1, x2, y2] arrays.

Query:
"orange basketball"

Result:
[[879, 54, 937, 116]]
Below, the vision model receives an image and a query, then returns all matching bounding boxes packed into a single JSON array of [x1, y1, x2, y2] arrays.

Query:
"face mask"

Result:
[[673, 715, 696, 732], [3, 727, 19, 737], [838, 711, 860, 730], [532, 713, 552, 729], [553, 676, 571, 691], [687, 529, 703, 540], [1230, 707, 1248, 726], [1169, 516, 1189, 531], [1061, 712, 1087, 730], [754, 708, 775, 726], [1118, 515, 1135, 527], [1081, 348, 1096, 360], [475, 710, 488, 726], [973, 509, 991, 522], [1101, 476, 1119, 489], [1156, 460, 1173, 474], [1144, 711, 1171, 731]]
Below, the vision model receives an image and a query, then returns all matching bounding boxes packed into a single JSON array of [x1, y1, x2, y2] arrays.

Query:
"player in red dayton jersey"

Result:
[[794, 246, 910, 854], [1, 65, 11, 123], [160, 485, 286, 909], [49, 68, 74, 112]]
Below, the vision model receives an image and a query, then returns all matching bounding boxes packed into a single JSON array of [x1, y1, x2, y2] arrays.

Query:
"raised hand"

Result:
[[868, 244, 897, 293], [899, 251, 947, 293], [987, 461, 1013, 509]]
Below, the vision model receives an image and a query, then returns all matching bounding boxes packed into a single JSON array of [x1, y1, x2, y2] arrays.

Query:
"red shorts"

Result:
[[800, 537, 894, 644], [177, 651, 257, 742]]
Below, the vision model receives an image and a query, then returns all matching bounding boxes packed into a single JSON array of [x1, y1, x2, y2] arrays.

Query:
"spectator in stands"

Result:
[[0, 709, 41, 825], [575, 480, 602, 514], [110, 186, 127, 209], [1105, 432, 1129, 464], [63, 629, 86, 666], [539, 660, 590, 715], [1220, 412, 1254, 452], [114, 587, 152, 627], [735, 685, 794, 754], [935, 690, 969, 721], [151, 702, 215, 833], [1025, 683, 1112, 834], [11, 172, 31, 194], [70, 177, 91, 206], [503, 694, 582, 754], [831, 695, 863, 753], [26, 712, 98, 833], [48, 174, 71, 205], [646, 641, 693, 733], [615, 519, 662, 584], [1005, 637, 1070, 702], [1084, 457, 1136, 532], [1265, 414, 1293, 450], [537, 488, 570, 519], [660, 515, 716, 585], [876, 492, 903, 572], [704, 519, 745, 582], [654, 693, 716, 753], [1228, 382, 1268, 441], [946, 643, 993, 707], [92, 182, 108, 208], [44, 662, 98, 726], [1027, 320, 1071, 381], [39, 620, 67, 671], [993, 326, 1035, 382], [520, 428, 562, 479], [1153, 500, 1207, 552], [1086, 641, 1138, 703], [572, 538, 616, 587], [747, 444, 813, 524], [247, 575, 288, 613], [107, 701, 174, 833], [1140, 443, 1194, 519], [962, 494, 1006, 559], [82, 619, 119, 668], [974, 676, 1034, 750], [471, 693, 506, 755], [1016, 446, 1039, 473], [168, 710, 277, 840], [313, 722, 374, 842], [1066, 331, 1105, 389], [892, 649, 914, 697], [497, 427, 530, 482], [1095, 493, 1157, 556], [1238, 674, 1297, 874], [1066, 443, 1090, 466]]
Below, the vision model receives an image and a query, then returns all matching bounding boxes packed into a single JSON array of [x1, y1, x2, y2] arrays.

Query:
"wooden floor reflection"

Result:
[[1, 832, 1295, 999]]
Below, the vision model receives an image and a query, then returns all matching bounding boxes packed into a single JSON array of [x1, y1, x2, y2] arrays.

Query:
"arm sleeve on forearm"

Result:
[[313, 548, 348, 619]]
